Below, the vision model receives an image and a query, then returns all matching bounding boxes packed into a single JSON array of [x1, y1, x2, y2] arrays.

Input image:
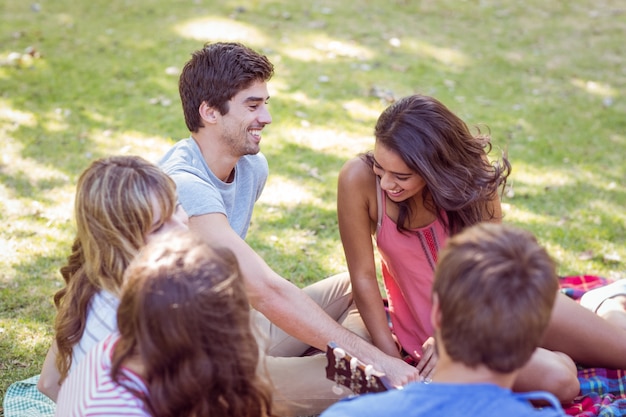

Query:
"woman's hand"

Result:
[[415, 336, 437, 382]]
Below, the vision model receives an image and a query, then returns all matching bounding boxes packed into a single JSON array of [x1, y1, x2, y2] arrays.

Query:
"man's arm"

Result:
[[189, 213, 420, 386]]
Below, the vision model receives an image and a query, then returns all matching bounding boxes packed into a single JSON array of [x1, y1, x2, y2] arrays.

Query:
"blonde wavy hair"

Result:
[[53, 155, 177, 381]]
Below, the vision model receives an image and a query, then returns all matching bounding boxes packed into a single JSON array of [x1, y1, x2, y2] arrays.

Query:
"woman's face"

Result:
[[372, 143, 427, 203], [145, 195, 189, 244]]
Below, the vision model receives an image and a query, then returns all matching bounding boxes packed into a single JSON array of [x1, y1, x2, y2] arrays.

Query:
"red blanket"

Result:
[[560, 275, 626, 416]]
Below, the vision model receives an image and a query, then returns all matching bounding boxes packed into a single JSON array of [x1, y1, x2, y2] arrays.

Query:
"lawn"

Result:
[[1, 0, 624, 412]]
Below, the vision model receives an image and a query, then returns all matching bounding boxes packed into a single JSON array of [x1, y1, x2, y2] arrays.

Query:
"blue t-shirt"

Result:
[[158, 137, 268, 239], [320, 382, 566, 417]]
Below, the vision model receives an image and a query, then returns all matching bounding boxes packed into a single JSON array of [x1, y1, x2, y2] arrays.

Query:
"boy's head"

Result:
[[179, 42, 274, 133], [432, 223, 559, 373]]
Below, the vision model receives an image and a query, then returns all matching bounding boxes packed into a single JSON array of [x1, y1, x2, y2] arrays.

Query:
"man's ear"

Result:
[[199, 101, 219, 125], [431, 293, 442, 331]]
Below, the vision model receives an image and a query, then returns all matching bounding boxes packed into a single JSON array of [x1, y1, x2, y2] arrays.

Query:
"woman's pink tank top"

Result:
[[375, 181, 448, 359]]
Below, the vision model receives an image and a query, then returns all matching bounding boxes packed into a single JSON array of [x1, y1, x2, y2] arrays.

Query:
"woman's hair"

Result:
[[53, 155, 177, 381], [112, 231, 275, 417], [179, 42, 274, 133], [433, 223, 559, 372], [365, 94, 511, 235]]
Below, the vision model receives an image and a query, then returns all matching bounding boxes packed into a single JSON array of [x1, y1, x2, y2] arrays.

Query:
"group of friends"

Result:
[[9, 42, 626, 417]]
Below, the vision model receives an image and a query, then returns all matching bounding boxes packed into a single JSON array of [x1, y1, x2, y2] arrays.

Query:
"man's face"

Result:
[[219, 80, 272, 156]]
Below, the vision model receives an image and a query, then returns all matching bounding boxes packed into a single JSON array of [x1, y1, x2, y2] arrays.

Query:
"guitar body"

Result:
[[325, 342, 394, 395]]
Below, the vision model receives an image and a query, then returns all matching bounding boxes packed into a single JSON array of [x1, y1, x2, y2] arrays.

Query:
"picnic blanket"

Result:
[[2, 375, 54, 417], [561, 275, 626, 416]]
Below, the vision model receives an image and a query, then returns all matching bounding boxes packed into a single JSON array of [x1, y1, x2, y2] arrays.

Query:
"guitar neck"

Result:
[[325, 341, 394, 395]]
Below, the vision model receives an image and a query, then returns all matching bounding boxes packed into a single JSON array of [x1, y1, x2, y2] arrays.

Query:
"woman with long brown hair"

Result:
[[338, 94, 581, 402]]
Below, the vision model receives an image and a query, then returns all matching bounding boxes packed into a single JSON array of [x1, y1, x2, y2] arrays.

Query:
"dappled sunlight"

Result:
[[263, 227, 347, 273], [39, 187, 75, 222], [83, 108, 116, 124], [258, 176, 321, 207], [0, 100, 36, 130], [277, 89, 315, 106], [570, 78, 617, 98], [510, 162, 623, 196], [0, 216, 70, 260], [42, 108, 70, 133], [403, 38, 470, 68], [77, 113, 176, 160], [173, 16, 267, 44], [589, 199, 626, 223], [0, 182, 72, 222], [266, 77, 289, 98], [117, 134, 174, 164], [291, 128, 374, 159], [341, 99, 382, 122], [598, 178, 623, 193], [289, 126, 374, 156], [0, 318, 52, 349], [1, 144, 70, 192], [509, 163, 573, 188], [280, 33, 374, 62], [501, 203, 551, 225], [86, 130, 174, 163]]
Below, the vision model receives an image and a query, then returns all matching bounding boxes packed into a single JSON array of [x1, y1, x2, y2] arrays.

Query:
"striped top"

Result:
[[72, 289, 119, 369], [55, 334, 150, 416]]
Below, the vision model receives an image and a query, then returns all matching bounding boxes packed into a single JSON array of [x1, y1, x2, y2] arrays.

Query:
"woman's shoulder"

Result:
[[339, 156, 376, 186]]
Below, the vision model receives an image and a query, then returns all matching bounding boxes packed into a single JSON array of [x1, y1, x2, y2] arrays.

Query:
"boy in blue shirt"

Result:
[[322, 223, 570, 417]]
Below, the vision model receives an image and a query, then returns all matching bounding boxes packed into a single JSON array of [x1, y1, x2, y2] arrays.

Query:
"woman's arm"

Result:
[[37, 340, 61, 402], [337, 158, 400, 359]]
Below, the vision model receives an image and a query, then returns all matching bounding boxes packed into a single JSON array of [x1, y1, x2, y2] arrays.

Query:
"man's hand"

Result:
[[377, 354, 421, 387]]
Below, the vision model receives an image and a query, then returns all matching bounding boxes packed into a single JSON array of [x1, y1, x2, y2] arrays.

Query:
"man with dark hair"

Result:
[[321, 223, 569, 417], [159, 42, 419, 416]]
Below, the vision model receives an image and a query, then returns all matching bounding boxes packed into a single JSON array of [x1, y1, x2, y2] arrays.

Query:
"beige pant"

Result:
[[251, 272, 370, 416]]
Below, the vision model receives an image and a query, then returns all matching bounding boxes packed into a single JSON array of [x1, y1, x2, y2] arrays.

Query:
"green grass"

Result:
[[1, 0, 625, 410]]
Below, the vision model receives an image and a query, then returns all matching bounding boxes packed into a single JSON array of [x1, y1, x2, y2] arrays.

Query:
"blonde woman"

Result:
[[38, 155, 188, 401]]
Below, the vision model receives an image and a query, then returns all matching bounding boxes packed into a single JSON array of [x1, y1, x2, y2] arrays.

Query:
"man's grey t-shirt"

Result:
[[158, 137, 268, 239]]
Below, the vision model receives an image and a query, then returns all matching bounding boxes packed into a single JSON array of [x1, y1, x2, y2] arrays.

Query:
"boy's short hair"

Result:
[[433, 223, 559, 373], [179, 42, 274, 132]]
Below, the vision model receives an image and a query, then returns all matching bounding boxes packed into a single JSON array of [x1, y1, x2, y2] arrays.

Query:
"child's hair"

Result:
[[365, 94, 511, 234], [432, 223, 559, 373], [54, 155, 178, 381], [112, 231, 275, 417], [179, 42, 274, 133]]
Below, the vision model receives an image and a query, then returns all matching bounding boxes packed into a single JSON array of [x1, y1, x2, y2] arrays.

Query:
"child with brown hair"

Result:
[[55, 231, 276, 417]]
